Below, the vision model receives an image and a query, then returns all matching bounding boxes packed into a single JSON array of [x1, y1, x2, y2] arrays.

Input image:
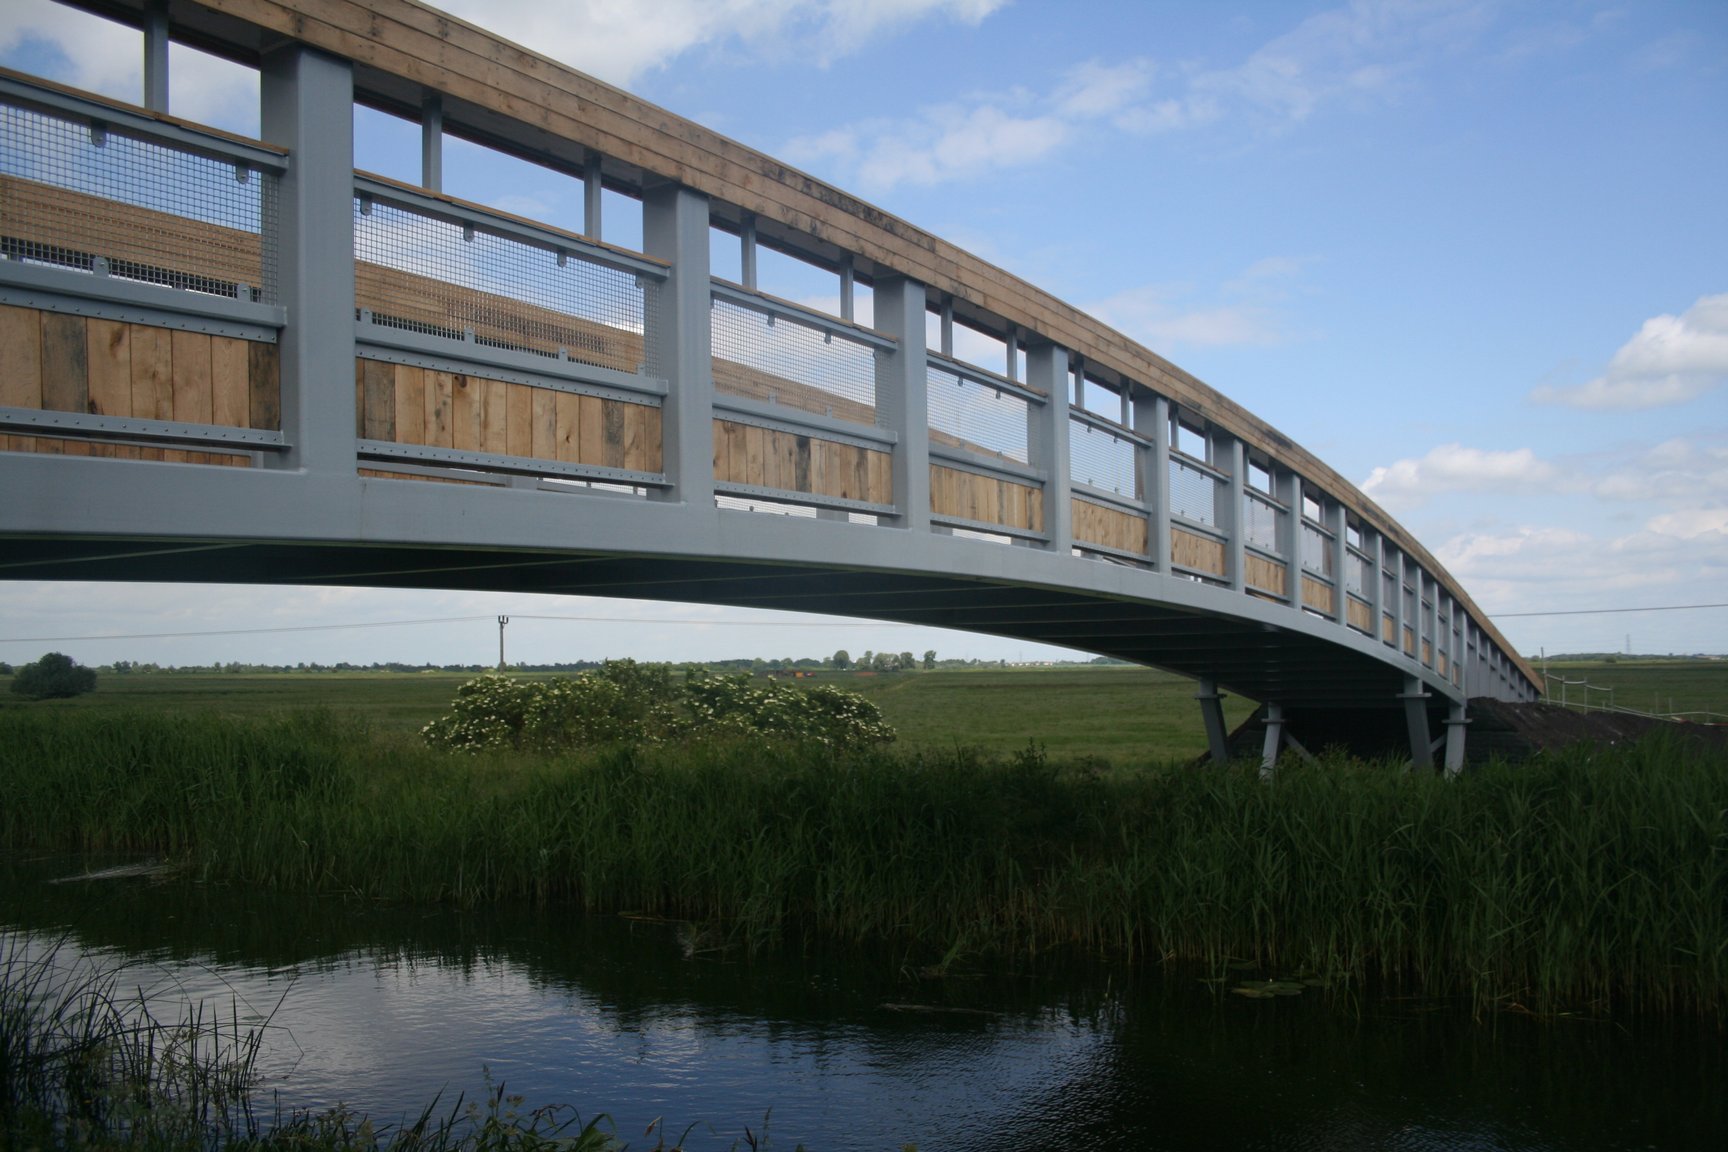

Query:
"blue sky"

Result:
[[2, 0, 1725, 669]]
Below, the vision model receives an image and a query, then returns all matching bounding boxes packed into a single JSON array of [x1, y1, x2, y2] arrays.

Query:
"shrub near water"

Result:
[[420, 661, 896, 753]]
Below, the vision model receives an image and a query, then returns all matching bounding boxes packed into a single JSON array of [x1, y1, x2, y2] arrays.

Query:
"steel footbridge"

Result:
[[0, 0, 1541, 769]]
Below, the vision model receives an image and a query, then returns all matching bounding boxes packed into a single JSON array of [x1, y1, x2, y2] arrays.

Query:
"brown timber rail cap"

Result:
[[76, 0, 1535, 690]]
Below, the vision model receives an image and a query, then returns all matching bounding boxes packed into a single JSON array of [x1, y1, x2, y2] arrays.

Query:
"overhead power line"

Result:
[[0, 612, 918, 644], [1493, 602, 1728, 619]]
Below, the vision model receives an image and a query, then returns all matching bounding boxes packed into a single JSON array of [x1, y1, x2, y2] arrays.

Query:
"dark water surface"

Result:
[[2, 855, 1721, 1151]]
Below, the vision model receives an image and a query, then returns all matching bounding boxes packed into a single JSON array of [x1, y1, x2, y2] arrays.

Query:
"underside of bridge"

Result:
[[5, 530, 1464, 766]]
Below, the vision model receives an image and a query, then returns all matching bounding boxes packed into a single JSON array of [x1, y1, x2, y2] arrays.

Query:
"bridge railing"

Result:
[[349, 174, 670, 491], [709, 280, 896, 518], [0, 70, 287, 466], [925, 353, 1044, 542], [1068, 410, 1149, 562]]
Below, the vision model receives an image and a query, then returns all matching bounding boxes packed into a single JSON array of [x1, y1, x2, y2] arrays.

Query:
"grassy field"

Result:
[[0, 665, 1262, 762], [1536, 658, 1728, 719]]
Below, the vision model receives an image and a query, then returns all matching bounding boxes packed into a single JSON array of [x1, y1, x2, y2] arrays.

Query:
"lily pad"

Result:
[[1231, 986, 1275, 998]]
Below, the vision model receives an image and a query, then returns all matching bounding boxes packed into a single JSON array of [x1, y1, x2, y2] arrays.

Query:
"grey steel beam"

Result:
[[143, 0, 169, 113], [1401, 676, 1434, 771], [1327, 497, 1348, 626], [584, 150, 603, 240], [642, 181, 714, 508], [1142, 394, 1172, 573], [420, 92, 443, 191], [260, 44, 356, 477], [1224, 434, 1246, 593], [874, 275, 931, 533], [1027, 341, 1071, 555]]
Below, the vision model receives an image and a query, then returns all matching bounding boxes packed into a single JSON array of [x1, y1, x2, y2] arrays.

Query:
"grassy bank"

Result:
[[2, 708, 1724, 1023]]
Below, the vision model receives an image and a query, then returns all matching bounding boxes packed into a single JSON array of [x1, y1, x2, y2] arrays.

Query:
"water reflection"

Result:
[[3, 855, 1720, 1151]]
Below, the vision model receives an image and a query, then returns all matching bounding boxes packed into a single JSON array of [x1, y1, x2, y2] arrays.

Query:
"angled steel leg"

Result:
[[1401, 676, 1433, 771], [1196, 679, 1231, 765]]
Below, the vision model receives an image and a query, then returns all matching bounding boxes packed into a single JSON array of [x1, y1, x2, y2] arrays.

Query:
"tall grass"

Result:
[[2, 709, 1724, 1022]]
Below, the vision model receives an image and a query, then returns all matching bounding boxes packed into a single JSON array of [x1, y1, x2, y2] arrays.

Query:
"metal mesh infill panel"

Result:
[[1243, 491, 1282, 552], [0, 101, 278, 302], [928, 361, 1027, 464], [355, 196, 653, 376], [1169, 456, 1219, 526], [1069, 417, 1137, 496], [710, 295, 877, 423]]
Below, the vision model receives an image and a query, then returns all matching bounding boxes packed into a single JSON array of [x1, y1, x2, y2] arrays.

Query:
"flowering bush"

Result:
[[422, 661, 895, 753]]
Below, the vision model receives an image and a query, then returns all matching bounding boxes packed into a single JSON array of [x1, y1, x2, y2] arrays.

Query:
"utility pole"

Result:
[[497, 615, 509, 671]]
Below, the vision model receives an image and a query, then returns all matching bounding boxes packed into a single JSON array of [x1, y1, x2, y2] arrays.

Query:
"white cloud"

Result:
[[1087, 258, 1308, 351], [436, 0, 1007, 87], [1, 0, 1007, 106], [1532, 293, 1728, 409], [1361, 443, 1561, 506], [786, 0, 1505, 190]]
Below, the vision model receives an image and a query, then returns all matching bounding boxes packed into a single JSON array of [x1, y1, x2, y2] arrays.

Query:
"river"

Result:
[[2, 854, 1721, 1150]]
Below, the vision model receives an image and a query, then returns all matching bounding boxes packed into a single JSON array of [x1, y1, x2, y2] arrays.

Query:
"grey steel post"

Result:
[[1196, 679, 1231, 765], [1276, 469, 1301, 607], [873, 275, 930, 533], [1027, 341, 1071, 555], [1401, 675, 1434, 771], [1260, 701, 1284, 779], [261, 45, 357, 476], [1327, 498, 1347, 626], [420, 93, 443, 191], [1128, 387, 1156, 559], [1366, 525, 1385, 643], [1443, 701, 1469, 776], [1143, 394, 1172, 572], [1392, 548, 1408, 657], [583, 150, 603, 240], [739, 212, 757, 290], [143, 0, 169, 113], [642, 181, 714, 507], [839, 256, 855, 323], [1224, 435, 1246, 592]]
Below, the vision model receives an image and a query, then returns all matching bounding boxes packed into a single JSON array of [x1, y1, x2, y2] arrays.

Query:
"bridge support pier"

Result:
[[1258, 703, 1316, 779], [1401, 676, 1434, 771], [1196, 679, 1231, 765], [1442, 701, 1470, 778]]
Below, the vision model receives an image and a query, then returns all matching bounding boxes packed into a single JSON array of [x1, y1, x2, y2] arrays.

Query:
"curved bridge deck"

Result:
[[0, 1, 1539, 765]]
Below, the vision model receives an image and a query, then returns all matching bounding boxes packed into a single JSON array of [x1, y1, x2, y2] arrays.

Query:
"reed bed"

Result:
[[2, 709, 1724, 1022]]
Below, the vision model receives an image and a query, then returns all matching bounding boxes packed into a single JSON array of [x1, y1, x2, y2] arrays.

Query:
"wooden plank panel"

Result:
[[39, 312, 88, 414], [479, 377, 509, 455], [1072, 499, 1147, 555], [395, 364, 427, 445], [0, 305, 43, 410], [1347, 599, 1374, 633], [1172, 527, 1226, 576], [354, 360, 366, 433], [505, 381, 533, 458], [247, 342, 280, 431], [361, 357, 396, 441], [1301, 574, 1335, 615], [554, 390, 579, 462], [85, 319, 131, 418], [211, 336, 251, 427], [620, 400, 648, 471], [531, 388, 557, 460], [427, 370, 455, 447], [791, 433, 812, 494], [577, 394, 604, 464], [1244, 552, 1286, 597], [601, 397, 626, 468], [451, 374, 480, 451], [170, 330, 214, 425], [867, 448, 891, 505], [129, 326, 173, 420], [643, 403, 663, 472]]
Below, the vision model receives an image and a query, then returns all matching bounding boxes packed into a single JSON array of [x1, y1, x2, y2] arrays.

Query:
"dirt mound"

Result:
[[1465, 698, 1728, 762]]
